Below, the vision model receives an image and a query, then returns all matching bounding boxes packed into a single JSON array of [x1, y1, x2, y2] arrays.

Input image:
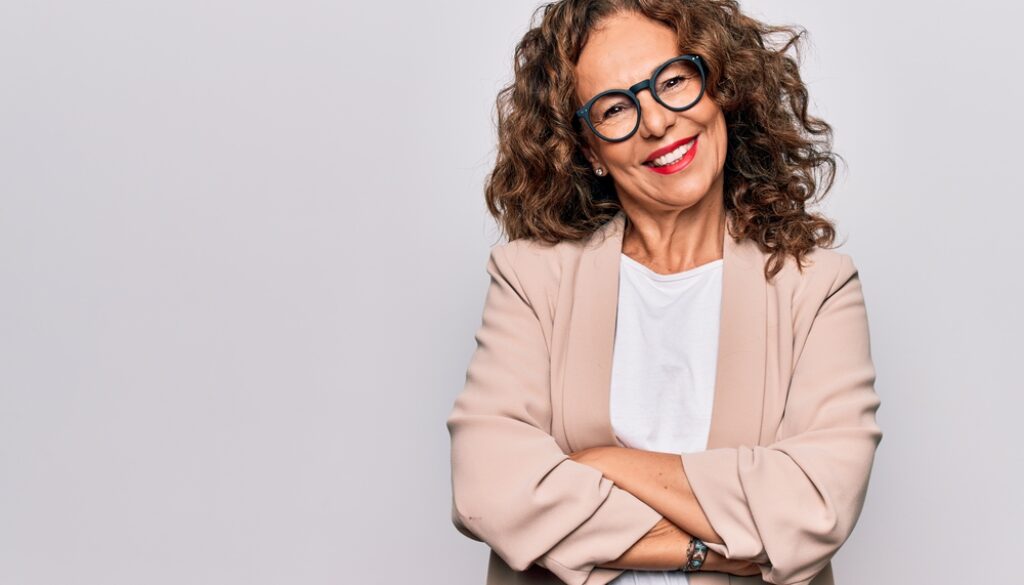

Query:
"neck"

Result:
[[620, 181, 727, 274]]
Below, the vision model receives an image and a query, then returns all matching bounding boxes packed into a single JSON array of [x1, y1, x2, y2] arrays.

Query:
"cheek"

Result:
[[601, 145, 636, 169], [706, 111, 728, 155], [688, 104, 726, 151]]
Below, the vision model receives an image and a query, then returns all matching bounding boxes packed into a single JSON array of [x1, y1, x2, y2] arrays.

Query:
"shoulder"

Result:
[[493, 237, 568, 278], [770, 245, 862, 313], [486, 211, 624, 287], [485, 237, 567, 305], [759, 245, 868, 360], [483, 232, 595, 326]]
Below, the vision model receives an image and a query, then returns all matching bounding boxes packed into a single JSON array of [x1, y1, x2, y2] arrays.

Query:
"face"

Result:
[[574, 11, 728, 213]]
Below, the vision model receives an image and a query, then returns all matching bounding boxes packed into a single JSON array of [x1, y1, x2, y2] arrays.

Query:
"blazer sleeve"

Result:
[[679, 254, 883, 585], [446, 244, 664, 585]]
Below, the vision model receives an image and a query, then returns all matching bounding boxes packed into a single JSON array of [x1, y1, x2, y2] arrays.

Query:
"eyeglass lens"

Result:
[[589, 58, 702, 141]]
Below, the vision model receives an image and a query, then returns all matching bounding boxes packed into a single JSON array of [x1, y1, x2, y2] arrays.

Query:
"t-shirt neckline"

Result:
[[620, 252, 723, 282]]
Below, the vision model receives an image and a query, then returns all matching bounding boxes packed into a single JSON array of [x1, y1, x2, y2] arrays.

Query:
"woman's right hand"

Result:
[[700, 549, 762, 577]]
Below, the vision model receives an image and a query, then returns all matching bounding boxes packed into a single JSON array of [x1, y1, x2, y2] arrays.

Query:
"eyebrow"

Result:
[[588, 55, 679, 97]]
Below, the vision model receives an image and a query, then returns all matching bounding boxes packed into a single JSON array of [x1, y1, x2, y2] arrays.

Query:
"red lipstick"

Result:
[[644, 135, 699, 175], [643, 134, 699, 164]]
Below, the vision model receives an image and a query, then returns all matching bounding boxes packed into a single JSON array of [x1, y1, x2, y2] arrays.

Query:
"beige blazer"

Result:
[[446, 209, 883, 585]]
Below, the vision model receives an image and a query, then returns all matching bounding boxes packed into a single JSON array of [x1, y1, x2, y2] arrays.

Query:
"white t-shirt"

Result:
[[607, 252, 723, 585]]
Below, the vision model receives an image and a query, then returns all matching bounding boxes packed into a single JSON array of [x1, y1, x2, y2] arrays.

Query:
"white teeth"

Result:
[[650, 138, 696, 167]]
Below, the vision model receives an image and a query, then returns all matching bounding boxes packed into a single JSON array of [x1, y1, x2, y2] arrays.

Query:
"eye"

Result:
[[596, 101, 634, 121], [659, 75, 690, 92], [592, 92, 636, 125]]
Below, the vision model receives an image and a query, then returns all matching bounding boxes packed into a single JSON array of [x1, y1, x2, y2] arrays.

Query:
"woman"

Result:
[[446, 2, 882, 585]]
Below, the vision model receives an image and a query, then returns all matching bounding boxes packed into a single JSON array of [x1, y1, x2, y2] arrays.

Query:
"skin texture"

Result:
[[571, 11, 759, 577], [575, 10, 729, 276], [570, 447, 756, 575]]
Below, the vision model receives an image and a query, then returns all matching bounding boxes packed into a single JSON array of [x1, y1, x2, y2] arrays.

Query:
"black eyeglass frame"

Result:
[[574, 54, 707, 143]]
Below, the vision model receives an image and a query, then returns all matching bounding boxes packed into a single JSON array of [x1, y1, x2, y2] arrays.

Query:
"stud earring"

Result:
[[595, 167, 606, 177]]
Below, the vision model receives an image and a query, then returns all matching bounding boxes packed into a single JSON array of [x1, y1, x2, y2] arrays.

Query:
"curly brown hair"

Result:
[[484, 0, 846, 279]]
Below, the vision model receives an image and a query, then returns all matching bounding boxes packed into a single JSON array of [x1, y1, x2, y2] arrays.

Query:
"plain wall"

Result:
[[1, 1, 1020, 583]]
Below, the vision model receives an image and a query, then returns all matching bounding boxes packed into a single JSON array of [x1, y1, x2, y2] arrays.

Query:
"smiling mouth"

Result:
[[643, 135, 699, 168]]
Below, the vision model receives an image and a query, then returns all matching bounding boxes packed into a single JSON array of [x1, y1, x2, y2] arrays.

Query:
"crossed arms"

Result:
[[447, 245, 882, 585]]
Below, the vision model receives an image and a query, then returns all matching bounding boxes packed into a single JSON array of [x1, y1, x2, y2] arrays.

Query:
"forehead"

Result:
[[575, 13, 681, 100]]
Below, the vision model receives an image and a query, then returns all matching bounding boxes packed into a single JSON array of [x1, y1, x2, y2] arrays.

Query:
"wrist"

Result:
[[680, 536, 709, 572]]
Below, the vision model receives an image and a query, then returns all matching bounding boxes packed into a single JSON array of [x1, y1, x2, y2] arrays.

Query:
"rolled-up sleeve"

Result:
[[680, 254, 883, 585], [446, 244, 663, 585]]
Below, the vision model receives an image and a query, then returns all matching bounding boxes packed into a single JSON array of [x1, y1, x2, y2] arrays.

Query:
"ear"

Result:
[[579, 140, 601, 168], [580, 144, 594, 165]]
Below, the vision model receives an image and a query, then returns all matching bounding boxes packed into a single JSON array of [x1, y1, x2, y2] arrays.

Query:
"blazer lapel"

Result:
[[560, 209, 767, 454]]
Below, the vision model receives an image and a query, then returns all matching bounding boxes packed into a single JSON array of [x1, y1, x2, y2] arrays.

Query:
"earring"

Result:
[[595, 167, 606, 177]]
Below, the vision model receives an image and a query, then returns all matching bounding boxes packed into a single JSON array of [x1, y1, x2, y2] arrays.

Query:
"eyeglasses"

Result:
[[575, 54, 707, 143]]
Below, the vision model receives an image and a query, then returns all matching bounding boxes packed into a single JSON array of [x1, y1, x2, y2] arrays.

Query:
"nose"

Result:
[[636, 90, 674, 139]]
